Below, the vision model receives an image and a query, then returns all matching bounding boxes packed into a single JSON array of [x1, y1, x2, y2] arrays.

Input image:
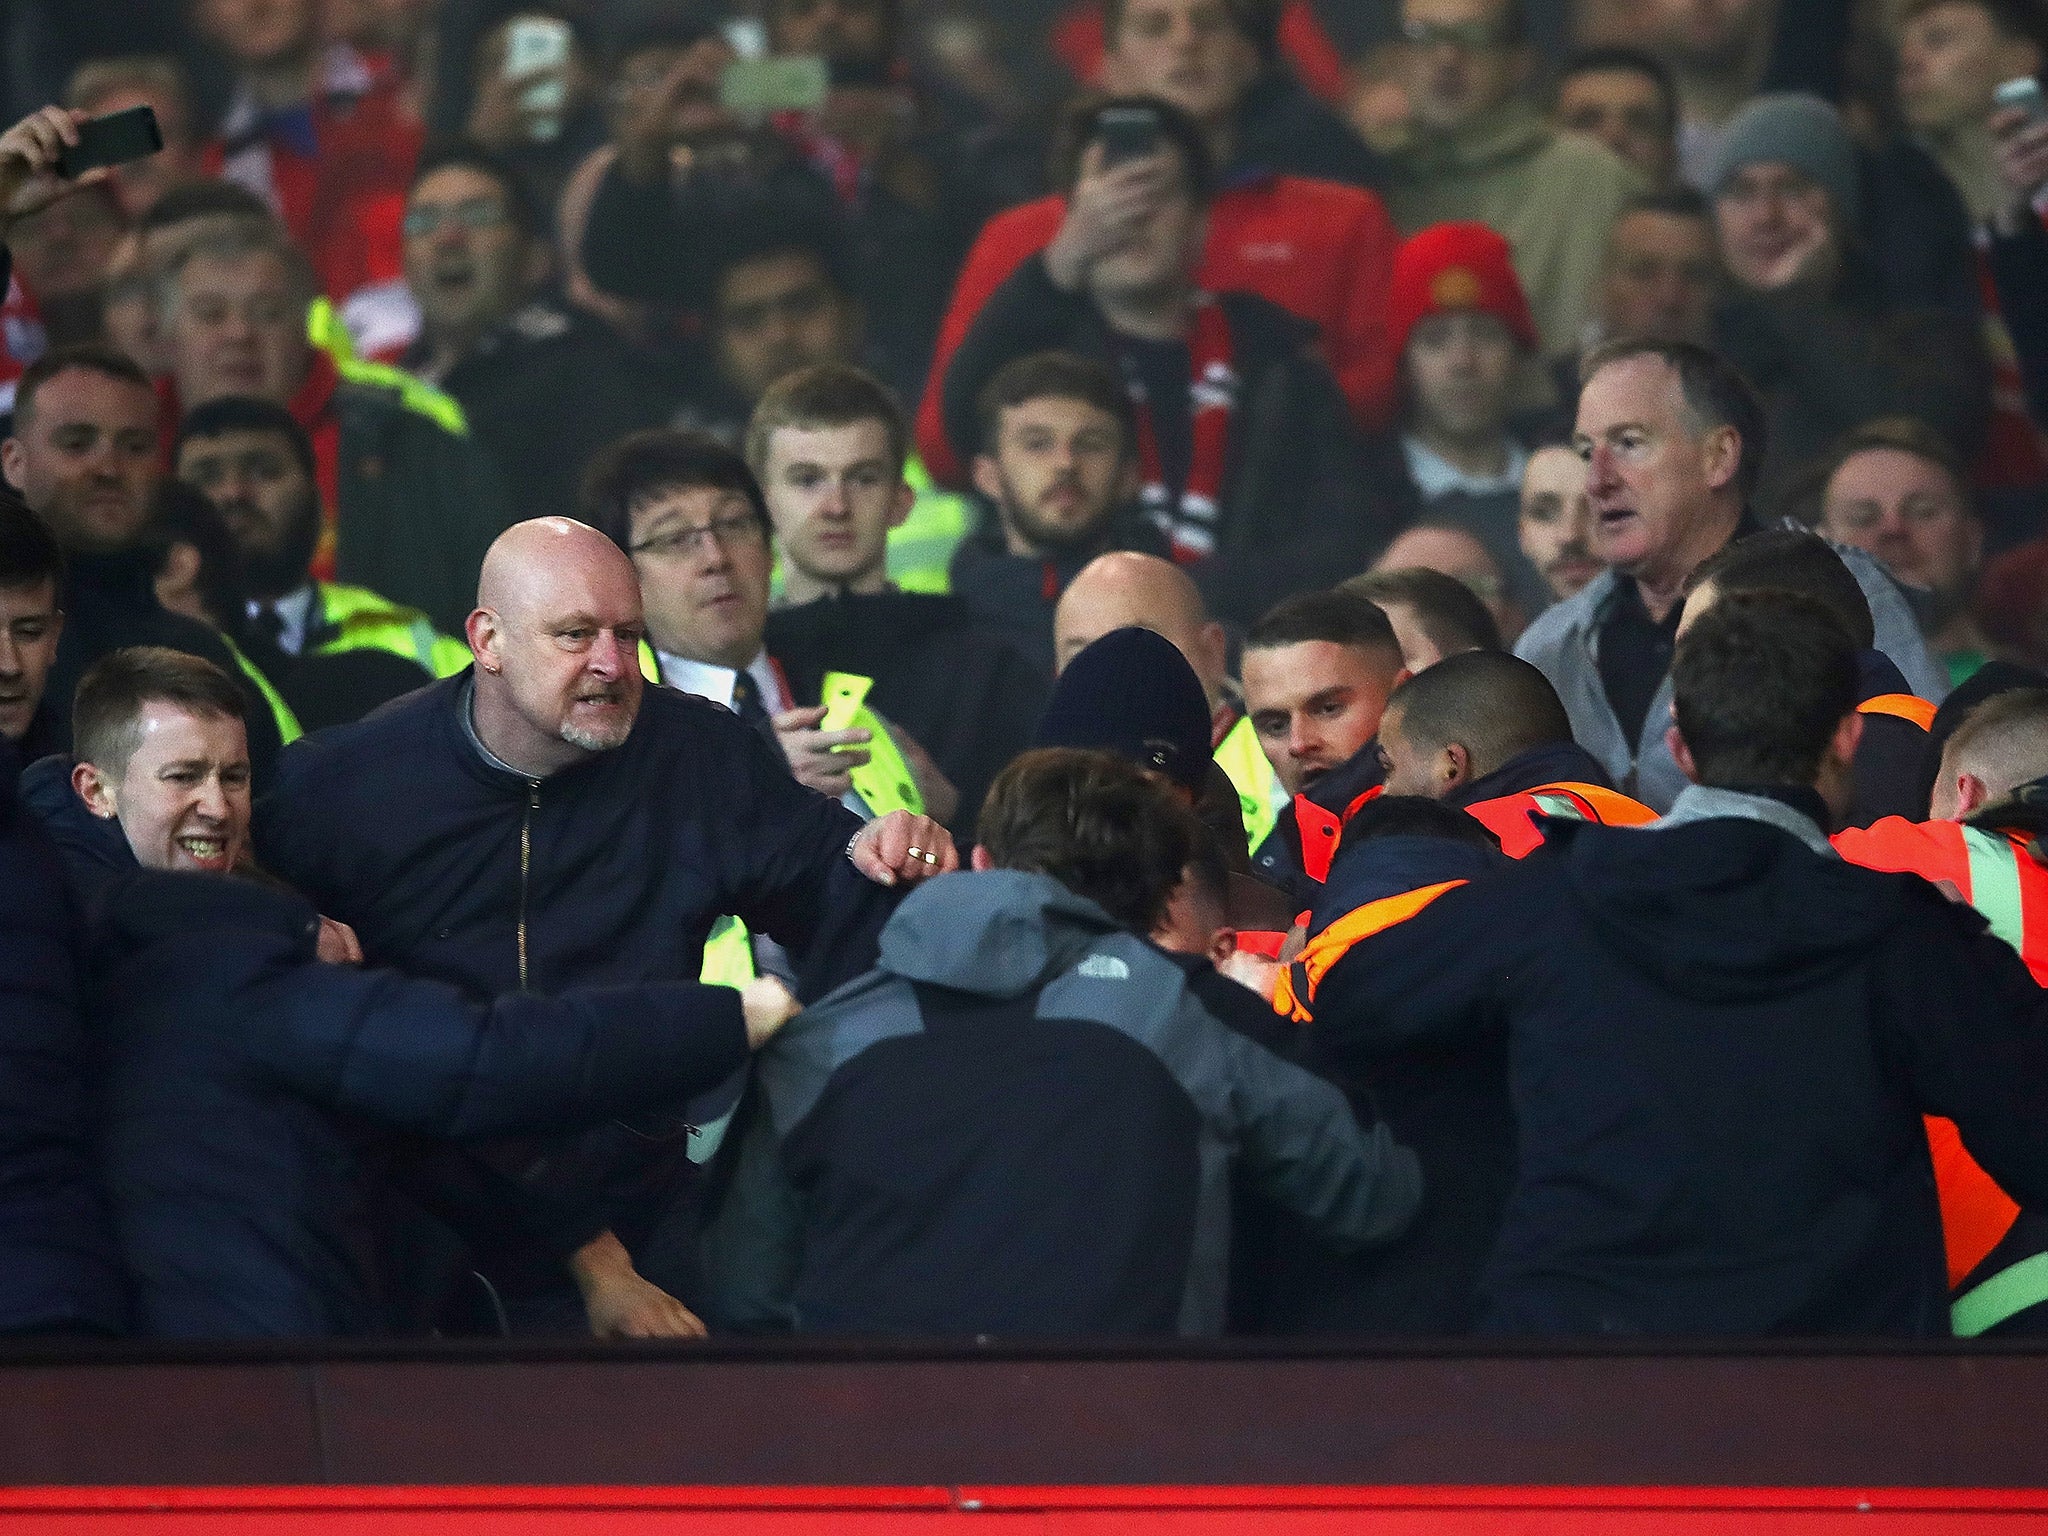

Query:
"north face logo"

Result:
[[1076, 955, 1130, 981]]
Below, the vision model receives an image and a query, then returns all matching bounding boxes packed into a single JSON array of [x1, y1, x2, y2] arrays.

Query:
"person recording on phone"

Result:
[[940, 96, 1407, 627], [1983, 70, 2048, 434], [577, 9, 972, 404]]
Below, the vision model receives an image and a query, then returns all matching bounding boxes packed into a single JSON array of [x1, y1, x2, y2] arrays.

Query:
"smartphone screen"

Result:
[[503, 15, 571, 138], [1996, 75, 2048, 122], [1097, 106, 1162, 168], [719, 56, 829, 115], [56, 105, 163, 179]]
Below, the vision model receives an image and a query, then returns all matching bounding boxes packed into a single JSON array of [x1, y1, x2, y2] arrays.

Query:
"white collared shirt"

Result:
[[658, 647, 878, 819], [248, 584, 318, 656], [1403, 436, 1530, 502], [656, 649, 792, 713]]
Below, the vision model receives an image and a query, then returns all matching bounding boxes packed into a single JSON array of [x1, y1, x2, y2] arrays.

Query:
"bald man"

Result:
[[258, 518, 958, 1341], [1052, 551, 1290, 851], [1372, 524, 1526, 645], [1374, 651, 1654, 855]]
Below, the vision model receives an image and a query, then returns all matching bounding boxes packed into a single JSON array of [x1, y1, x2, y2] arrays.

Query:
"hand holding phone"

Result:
[[1991, 76, 2048, 216], [503, 16, 572, 142], [0, 105, 121, 239], [55, 104, 162, 178]]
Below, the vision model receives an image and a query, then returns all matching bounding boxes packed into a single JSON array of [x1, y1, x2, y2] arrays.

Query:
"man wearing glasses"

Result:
[[399, 141, 672, 529], [580, 425, 952, 815], [1386, 0, 1644, 365]]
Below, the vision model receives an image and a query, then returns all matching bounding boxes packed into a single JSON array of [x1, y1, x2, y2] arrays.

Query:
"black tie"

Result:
[[249, 604, 289, 660], [729, 669, 776, 744]]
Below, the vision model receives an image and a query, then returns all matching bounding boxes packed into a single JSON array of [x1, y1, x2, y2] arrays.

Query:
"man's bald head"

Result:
[[1054, 551, 1228, 708], [1935, 688, 2048, 820], [1378, 651, 1575, 799], [476, 516, 640, 623], [466, 518, 649, 777]]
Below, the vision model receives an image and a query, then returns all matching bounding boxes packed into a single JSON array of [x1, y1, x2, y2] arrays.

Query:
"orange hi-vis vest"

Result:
[[1293, 784, 1385, 885], [1835, 815, 2048, 1330], [1463, 781, 1659, 858], [1273, 880, 1467, 1024], [1858, 693, 1939, 730]]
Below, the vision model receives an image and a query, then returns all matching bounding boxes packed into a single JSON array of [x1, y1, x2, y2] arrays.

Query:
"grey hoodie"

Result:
[[719, 869, 1422, 1335]]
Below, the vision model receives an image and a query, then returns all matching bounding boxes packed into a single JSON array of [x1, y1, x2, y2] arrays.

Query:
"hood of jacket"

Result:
[[1448, 739, 1616, 808], [1555, 788, 1904, 1004], [876, 869, 1124, 998], [19, 753, 133, 909], [1857, 646, 1913, 701]]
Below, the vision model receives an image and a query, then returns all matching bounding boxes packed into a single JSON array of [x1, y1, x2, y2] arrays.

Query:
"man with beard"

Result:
[[1517, 442, 1602, 609], [258, 516, 958, 1337], [172, 398, 468, 731], [951, 351, 1166, 676]]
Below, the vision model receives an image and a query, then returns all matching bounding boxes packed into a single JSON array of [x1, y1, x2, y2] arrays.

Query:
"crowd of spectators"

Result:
[[7, 0, 2048, 1344]]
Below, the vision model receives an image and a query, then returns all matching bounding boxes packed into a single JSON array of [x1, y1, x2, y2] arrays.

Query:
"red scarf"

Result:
[[1125, 296, 1236, 565]]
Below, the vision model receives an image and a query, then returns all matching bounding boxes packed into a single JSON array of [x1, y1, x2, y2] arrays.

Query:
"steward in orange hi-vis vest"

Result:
[[1836, 777, 2048, 1336]]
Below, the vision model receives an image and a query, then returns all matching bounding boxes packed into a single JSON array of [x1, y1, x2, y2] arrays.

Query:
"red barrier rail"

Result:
[[2, 1484, 2047, 1533]]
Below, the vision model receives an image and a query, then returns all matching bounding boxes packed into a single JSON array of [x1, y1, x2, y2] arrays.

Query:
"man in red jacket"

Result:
[[193, 0, 423, 309], [914, 0, 1402, 483]]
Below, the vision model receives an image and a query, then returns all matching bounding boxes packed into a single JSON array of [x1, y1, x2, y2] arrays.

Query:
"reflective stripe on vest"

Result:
[[1468, 781, 1659, 858], [1858, 692, 1938, 730], [1215, 714, 1283, 852], [221, 634, 303, 746], [690, 916, 757, 1164], [819, 672, 923, 817], [1836, 815, 2045, 1327], [312, 582, 470, 677], [1954, 1251, 2048, 1338], [307, 296, 469, 436], [1274, 879, 1468, 1023], [888, 457, 971, 596], [1962, 825, 2028, 952]]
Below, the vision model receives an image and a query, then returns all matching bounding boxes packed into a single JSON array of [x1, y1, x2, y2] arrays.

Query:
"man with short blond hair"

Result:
[[751, 366, 1048, 834]]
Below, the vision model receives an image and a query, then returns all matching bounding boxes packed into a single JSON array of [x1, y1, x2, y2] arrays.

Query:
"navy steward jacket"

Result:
[[715, 870, 1421, 1336], [1309, 786, 2048, 1337], [89, 868, 752, 1338], [255, 674, 883, 1263]]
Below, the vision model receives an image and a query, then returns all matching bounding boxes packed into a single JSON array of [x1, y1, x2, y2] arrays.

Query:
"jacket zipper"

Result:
[[517, 779, 539, 992]]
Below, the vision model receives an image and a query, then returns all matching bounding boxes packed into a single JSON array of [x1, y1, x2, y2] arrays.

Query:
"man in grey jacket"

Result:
[[1516, 339, 1941, 810], [709, 746, 1421, 1336]]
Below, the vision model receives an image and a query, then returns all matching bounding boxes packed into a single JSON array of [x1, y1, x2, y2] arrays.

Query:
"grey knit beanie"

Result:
[[1707, 93, 1861, 226]]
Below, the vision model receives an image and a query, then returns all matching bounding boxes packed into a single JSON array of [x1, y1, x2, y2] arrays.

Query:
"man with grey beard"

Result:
[[257, 516, 957, 1339]]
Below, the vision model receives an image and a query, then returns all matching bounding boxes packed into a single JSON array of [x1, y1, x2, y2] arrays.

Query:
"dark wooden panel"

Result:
[[0, 1364, 321, 1485], [311, 1350, 2048, 1488], [4, 1343, 2048, 1490]]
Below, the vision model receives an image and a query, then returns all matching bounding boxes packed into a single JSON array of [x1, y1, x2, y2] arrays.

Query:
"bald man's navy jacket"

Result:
[[255, 673, 887, 1259]]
